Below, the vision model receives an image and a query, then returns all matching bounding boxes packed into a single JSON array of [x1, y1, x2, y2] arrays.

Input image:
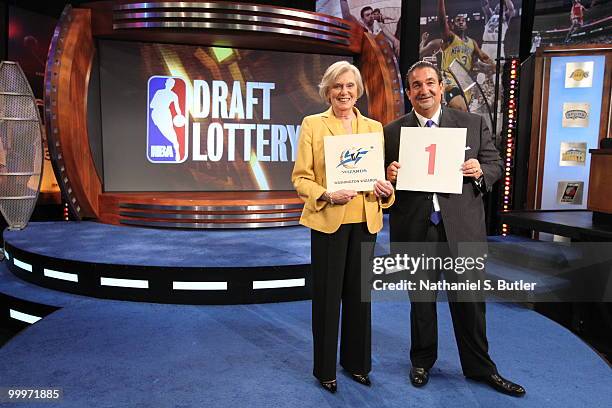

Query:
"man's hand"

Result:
[[462, 158, 483, 179], [328, 189, 357, 205], [374, 180, 394, 198], [386, 161, 401, 184]]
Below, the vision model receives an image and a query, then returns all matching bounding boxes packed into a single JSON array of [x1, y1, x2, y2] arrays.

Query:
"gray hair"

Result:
[[318, 61, 364, 104]]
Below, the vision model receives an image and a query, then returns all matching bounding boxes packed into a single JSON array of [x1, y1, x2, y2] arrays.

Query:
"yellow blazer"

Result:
[[292, 107, 394, 234]]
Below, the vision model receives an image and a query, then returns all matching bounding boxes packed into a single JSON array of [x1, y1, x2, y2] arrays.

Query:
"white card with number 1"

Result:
[[396, 127, 467, 194]]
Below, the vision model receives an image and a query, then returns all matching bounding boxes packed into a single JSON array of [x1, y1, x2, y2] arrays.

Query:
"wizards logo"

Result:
[[147, 76, 189, 163], [337, 147, 370, 169]]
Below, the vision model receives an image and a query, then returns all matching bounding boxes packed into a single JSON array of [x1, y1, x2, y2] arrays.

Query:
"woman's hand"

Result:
[[328, 189, 357, 205], [374, 180, 394, 198]]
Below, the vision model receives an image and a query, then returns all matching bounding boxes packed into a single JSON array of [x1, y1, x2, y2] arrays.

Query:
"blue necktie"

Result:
[[425, 119, 442, 225]]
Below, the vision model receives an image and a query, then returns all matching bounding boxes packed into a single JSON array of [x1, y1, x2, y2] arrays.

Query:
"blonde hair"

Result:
[[318, 61, 364, 104]]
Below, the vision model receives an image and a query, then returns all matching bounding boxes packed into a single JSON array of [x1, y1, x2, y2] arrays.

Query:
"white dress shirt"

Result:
[[413, 107, 442, 212]]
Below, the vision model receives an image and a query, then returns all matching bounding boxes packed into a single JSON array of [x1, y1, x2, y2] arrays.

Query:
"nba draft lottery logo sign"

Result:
[[146, 76, 299, 163], [147, 76, 188, 163]]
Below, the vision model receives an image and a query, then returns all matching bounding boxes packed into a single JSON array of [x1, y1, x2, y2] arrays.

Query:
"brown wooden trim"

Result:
[[526, 55, 545, 210], [37, 191, 62, 205], [599, 54, 612, 142], [587, 151, 612, 213], [360, 33, 403, 125], [540, 44, 612, 54], [589, 148, 612, 155], [534, 57, 552, 210], [45, 7, 102, 219]]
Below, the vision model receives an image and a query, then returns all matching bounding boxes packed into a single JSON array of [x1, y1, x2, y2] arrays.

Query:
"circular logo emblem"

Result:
[[570, 69, 589, 81]]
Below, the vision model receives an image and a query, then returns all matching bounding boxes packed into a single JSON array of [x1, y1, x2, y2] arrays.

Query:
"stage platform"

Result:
[[2, 220, 392, 305], [2, 221, 319, 304]]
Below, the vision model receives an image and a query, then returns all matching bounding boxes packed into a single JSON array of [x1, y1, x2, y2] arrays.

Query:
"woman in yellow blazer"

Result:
[[292, 61, 394, 393]]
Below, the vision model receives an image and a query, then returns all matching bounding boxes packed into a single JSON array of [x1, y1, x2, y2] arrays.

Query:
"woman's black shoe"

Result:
[[351, 374, 371, 387], [319, 379, 337, 393]]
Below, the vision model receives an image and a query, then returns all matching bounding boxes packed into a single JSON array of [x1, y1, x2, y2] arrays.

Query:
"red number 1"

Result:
[[425, 144, 437, 175]]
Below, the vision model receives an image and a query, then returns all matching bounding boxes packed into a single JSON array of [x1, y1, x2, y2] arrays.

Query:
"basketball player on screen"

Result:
[[565, 0, 588, 43], [481, 0, 516, 59], [339, 0, 400, 56], [437, 0, 495, 111]]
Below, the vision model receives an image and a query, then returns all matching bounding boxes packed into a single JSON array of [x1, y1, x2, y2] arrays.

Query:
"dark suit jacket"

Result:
[[383, 108, 502, 254]]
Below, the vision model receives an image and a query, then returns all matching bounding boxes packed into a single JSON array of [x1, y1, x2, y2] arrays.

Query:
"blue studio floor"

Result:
[[1, 263, 611, 408], [2, 221, 313, 267], [2, 220, 391, 267]]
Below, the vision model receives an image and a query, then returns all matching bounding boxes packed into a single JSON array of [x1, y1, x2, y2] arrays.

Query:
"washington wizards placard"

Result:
[[323, 132, 385, 192]]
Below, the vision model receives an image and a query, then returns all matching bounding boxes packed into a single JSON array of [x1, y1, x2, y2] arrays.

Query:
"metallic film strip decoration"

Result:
[[117, 201, 302, 228], [114, 12, 349, 37], [0, 61, 44, 230], [501, 59, 519, 236], [119, 211, 299, 220], [119, 219, 300, 228], [119, 203, 303, 212], [376, 37, 404, 118], [43, 5, 81, 220], [112, 2, 351, 45], [113, 2, 350, 29]]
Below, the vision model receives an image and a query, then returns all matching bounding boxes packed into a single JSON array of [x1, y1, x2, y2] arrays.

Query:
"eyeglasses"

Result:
[[331, 83, 356, 91]]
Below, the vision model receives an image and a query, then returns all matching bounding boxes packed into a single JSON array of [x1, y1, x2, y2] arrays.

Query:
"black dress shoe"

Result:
[[351, 374, 371, 387], [319, 379, 337, 394], [469, 373, 526, 397], [409, 367, 429, 387]]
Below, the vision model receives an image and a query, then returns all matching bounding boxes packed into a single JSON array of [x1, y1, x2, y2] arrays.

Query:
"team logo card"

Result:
[[559, 142, 587, 166], [396, 127, 466, 194], [556, 181, 584, 205], [565, 61, 594, 88], [324, 132, 385, 192], [562, 102, 590, 128], [147, 76, 189, 163]]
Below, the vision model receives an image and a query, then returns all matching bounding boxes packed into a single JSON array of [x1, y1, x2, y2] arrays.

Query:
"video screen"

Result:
[[99, 40, 352, 191], [532, 0, 611, 48]]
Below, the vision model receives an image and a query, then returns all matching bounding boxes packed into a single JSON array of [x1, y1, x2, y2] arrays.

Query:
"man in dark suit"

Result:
[[383, 60, 525, 397]]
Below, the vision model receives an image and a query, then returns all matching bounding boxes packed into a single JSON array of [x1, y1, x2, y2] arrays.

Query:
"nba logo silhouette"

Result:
[[147, 76, 188, 163]]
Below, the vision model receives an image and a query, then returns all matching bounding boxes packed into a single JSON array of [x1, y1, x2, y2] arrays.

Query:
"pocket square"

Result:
[[465, 146, 471, 151]]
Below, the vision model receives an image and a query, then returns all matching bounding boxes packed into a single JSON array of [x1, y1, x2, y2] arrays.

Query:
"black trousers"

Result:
[[409, 222, 497, 377], [310, 222, 376, 381]]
